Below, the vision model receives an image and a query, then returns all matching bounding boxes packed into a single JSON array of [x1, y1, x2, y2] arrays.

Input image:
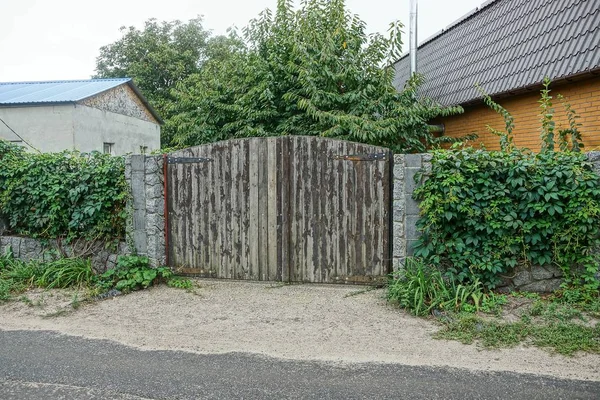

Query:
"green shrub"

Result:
[[413, 149, 600, 289], [0, 140, 127, 241], [387, 258, 483, 316], [97, 255, 172, 292]]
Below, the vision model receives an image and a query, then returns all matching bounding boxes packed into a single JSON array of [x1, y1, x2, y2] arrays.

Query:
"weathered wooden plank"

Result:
[[280, 136, 291, 282], [248, 138, 260, 280], [257, 139, 269, 280], [266, 138, 278, 281]]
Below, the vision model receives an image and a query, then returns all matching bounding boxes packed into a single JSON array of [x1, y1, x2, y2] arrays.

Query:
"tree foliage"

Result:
[[94, 17, 243, 145], [169, 0, 462, 152]]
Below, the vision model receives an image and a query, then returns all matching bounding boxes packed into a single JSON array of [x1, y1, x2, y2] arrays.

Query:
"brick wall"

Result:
[[441, 75, 600, 152]]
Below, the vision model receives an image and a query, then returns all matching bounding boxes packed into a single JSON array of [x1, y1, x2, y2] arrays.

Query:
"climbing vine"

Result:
[[0, 140, 127, 241]]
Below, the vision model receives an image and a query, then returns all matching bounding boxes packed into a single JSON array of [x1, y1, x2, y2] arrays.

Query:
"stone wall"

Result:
[[391, 153, 431, 272], [125, 155, 166, 267], [0, 236, 128, 274]]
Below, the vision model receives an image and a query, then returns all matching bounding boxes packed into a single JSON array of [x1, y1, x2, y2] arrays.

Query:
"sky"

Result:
[[0, 0, 484, 82]]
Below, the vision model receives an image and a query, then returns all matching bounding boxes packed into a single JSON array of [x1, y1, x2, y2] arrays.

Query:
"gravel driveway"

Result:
[[1, 279, 599, 381]]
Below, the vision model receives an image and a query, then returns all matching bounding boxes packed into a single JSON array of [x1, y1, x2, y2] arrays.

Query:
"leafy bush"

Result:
[[387, 258, 483, 316], [96, 255, 172, 292], [414, 149, 600, 289], [0, 141, 127, 241]]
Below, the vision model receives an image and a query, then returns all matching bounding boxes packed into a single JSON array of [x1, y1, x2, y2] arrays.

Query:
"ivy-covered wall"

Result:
[[394, 150, 600, 292]]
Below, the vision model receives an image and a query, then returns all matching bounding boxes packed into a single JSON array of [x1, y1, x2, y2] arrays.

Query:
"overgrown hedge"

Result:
[[413, 148, 600, 290], [0, 140, 127, 241]]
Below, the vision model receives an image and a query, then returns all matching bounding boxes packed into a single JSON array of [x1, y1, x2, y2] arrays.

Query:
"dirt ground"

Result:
[[1, 279, 599, 382]]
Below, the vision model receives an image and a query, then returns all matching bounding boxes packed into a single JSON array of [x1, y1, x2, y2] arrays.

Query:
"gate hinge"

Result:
[[167, 156, 212, 164], [333, 152, 387, 161]]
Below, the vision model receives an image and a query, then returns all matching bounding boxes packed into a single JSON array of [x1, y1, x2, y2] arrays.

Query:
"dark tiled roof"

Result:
[[393, 0, 600, 106]]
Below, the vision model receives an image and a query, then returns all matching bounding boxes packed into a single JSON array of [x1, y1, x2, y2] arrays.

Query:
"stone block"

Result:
[[520, 279, 562, 293], [405, 197, 421, 216], [405, 215, 421, 240], [133, 230, 147, 255], [393, 164, 405, 183], [145, 156, 162, 174], [404, 154, 422, 168], [392, 221, 405, 258], [145, 172, 162, 186], [133, 211, 146, 230], [392, 201, 404, 222], [393, 153, 405, 167], [406, 240, 418, 256], [130, 155, 146, 171], [146, 213, 165, 231], [531, 266, 555, 281], [404, 168, 421, 197], [586, 151, 600, 163], [392, 258, 406, 273], [146, 197, 164, 215], [422, 153, 433, 163], [512, 268, 531, 287], [131, 177, 146, 210], [146, 182, 164, 199], [392, 179, 404, 200]]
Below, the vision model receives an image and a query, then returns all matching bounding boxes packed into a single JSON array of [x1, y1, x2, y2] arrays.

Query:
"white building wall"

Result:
[[0, 105, 74, 152], [72, 105, 160, 155], [0, 104, 160, 155]]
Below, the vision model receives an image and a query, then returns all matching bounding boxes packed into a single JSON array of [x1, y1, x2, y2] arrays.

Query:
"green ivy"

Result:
[[0, 141, 127, 241], [413, 148, 600, 290]]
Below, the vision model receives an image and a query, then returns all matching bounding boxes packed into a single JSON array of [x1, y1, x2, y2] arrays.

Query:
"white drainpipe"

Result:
[[409, 0, 418, 76]]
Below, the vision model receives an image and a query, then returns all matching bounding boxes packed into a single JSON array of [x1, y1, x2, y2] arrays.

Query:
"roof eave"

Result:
[[457, 68, 600, 108]]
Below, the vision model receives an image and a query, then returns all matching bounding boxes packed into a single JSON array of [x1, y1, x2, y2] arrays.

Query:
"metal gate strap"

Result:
[[333, 152, 387, 161], [167, 156, 212, 164]]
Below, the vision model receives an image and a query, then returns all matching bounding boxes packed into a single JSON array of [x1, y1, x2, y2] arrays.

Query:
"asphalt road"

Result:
[[0, 330, 598, 399]]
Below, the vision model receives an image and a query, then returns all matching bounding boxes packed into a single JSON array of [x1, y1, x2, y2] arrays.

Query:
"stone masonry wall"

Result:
[[392, 153, 431, 272], [0, 235, 128, 274], [125, 155, 166, 267]]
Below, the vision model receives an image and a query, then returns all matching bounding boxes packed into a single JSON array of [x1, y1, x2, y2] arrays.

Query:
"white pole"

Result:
[[409, 0, 418, 76]]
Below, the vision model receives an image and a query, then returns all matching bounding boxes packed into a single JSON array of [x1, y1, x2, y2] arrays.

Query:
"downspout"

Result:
[[409, 0, 418, 76], [409, 0, 445, 138]]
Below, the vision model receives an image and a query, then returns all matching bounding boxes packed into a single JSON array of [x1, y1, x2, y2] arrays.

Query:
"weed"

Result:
[[531, 323, 600, 355], [19, 295, 33, 307], [167, 277, 194, 290], [436, 290, 600, 355], [388, 258, 483, 316], [71, 292, 82, 309], [96, 255, 172, 293], [37, 258, 95, 289]]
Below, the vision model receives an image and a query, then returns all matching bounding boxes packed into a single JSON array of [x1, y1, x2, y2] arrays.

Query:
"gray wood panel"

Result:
[[166, 136, 391, 283]]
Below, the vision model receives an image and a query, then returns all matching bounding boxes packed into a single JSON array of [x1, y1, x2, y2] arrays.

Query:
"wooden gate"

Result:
[[165, 136, 391, 283]]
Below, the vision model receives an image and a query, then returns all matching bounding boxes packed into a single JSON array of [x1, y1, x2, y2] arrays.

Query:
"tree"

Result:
[[170, 0, 462, 153], [94, 17, 213, 145]]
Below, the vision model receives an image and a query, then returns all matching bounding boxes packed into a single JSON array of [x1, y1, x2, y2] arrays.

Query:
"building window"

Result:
[[140, 145, 148, 154], [103, 142, 114, 155]]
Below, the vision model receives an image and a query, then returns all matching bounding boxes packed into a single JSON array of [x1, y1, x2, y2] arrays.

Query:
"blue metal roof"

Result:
[[0, 78, 132, 105]]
